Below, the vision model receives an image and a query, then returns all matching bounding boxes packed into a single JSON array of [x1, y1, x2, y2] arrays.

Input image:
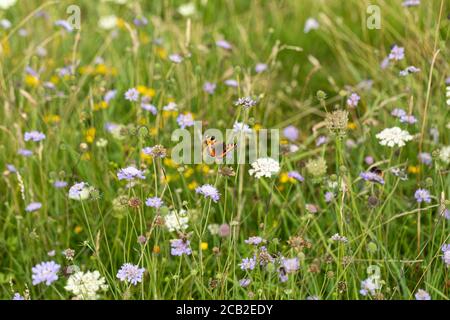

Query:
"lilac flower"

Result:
[[316, 135, 328, 146], [239, 278, 251, 288], [170, 239, 192, 256], [418, 153, 432, 165], [360, 171, 385, 184], [244, 236, 266, 246], [54, 20, 73, 32], [325, 191, 334, 203], [12, 293, 25, 300], [239, 257, 256, 271], [24, 131, 46, 142], [365, 156, 374, 165], [288, 171, 304, 182], [176, 112, 195, 129], [104, 90, 117, 103], [283, 125, 299, 142], [124, 88, 139, 101], [53, 180, 68, 188], [391, 108, 407, 118], [399, 114, 417, 124], [116, 263, 145, 285], [26, 202, 42, 212], [6, 164, 17, 173], [169, 54, 183, 64], [224, 79, 238, 87], [330, 233, 348, 243], [232, 121, 252, 134], [195, 184, 220, 202], [133, 16, 148, 26], [18, 149, 32, 157], [414, 189, 431, 203], [203, 82, 216, 95], [380, 57, 390, 69], [402, 0, 420, 7], [442, 209, 450, 220], [399, 66, 420, 76], [255, 63, 268, 73], [415, 289, 431, 300], [360, 276, 380, 296], [219, 224, 230, 237], [32, 261, 60, 285], [281, 257, 299, 273], [388, 45, 405, 61], [145, 196, 164, 208], [141, 103, 157, 115], [304, 18, 319, 33], [117, 166, 145, 181], [216, 40, 232, 50], [441, 244, 450, 267], [234, 96, 257, 109], [347, 93, 360, 108]]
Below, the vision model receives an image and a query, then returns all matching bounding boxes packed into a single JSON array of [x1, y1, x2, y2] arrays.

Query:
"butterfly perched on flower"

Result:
[[204, 135, 236, 159]]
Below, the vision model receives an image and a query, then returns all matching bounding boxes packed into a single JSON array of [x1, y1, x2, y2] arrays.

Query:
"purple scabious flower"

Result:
[[255, 63, 268, 73], [391, 108, 406, 118], [399, 114, 417, 124], [360, 171, 385, 184], [104, 89, 117, 103], [365, 156, 374, 165], [141, 103, 157, 115], [239, 257, 256, 271], [346, 93, 360, 108], [53, 180, 68, 188], [133, 16, 148, 27], [244, 236, 266, 246], [145, 196, 163, 208], [169, 54, 183, 64], [443, 209, 450, 220], [283, 125, 299, 142], [415, 289, 431, 300], [24, 131, 46, 142], [203, 82, 216, 95], [18, 149, 33, 157], [402, 0, 420, 7], [176, 112, 194, 129], [388, 45, 405, 61], [239, 278, 251, 288], [325, 191, 334, 203], [282, 257, 299, 273], [26, 202, 42, 212], [54, 20, 74, 32], [224, 79, 238, 87], [170, 239, 192, 256], [124, 88, 139, 101], [399, 66, 420, 76], [216, 40, 232, 50], [234, 96, 257, 109], [12, 293, 25, 300], [6, 164, 17, 173], [287, 171, 304, 182], [441, 244, 450, 267], [117, 166, 145, 181], [116, 263, 145, 286], [32, 261, 60, 285], [316, 135, 328, 146], [418, 153, 432, 165], [195, 184, 220, 202], [414, 188, 431, 203]]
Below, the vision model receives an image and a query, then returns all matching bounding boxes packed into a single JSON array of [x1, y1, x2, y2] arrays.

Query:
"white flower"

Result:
[[98, 15, 117, 30], [65, 270, 108, 300], [376, 127, 413, 147], [248, 157, 280, 179], [232, 121, 252, 134], [304, 18, 319, 33], [68, 182, 93, 201], [165, 209, 189, 232], [178, 3, 196, 17], [0, 0, 17, 10], [439, 146, 450, 164]]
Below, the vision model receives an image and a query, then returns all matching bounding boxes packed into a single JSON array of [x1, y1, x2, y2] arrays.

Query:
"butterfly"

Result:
[[204, 135, 237, 159]]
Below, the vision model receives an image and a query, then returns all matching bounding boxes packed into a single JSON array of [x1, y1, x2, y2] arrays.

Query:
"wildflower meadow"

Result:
[[0, 0, 449, 302]]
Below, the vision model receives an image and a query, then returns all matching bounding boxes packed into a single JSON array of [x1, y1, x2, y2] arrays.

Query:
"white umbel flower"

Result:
[[0, 0, 17, 10], [439, 146, 450, 164], [376, 127, 413, 147], [65, 270, 108, 300], [165, 209, 189, 232], [248, 157, 280, 178], [98, 15, 117, 30]]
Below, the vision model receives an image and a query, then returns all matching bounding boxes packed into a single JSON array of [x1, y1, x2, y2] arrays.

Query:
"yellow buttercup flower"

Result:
[[201, 242, 208, 250], [44, 114, 61, 124], [24, 75, 39, 87], [85, 128, 96, 144], [74, 225, 83, 234], [156, 47, 167, 59], [188, 181, 198, 190], [137, 85, 156, 98], [347, 122, 357, 130], [183, 167, 194, 178], [408, 166, 420, 174]]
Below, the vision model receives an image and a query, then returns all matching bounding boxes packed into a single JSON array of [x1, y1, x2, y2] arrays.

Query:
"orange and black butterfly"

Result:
[[204, 135, 237, 159]]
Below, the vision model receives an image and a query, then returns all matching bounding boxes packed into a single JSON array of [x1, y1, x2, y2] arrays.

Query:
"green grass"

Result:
[[0, 0, 449, 300]]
